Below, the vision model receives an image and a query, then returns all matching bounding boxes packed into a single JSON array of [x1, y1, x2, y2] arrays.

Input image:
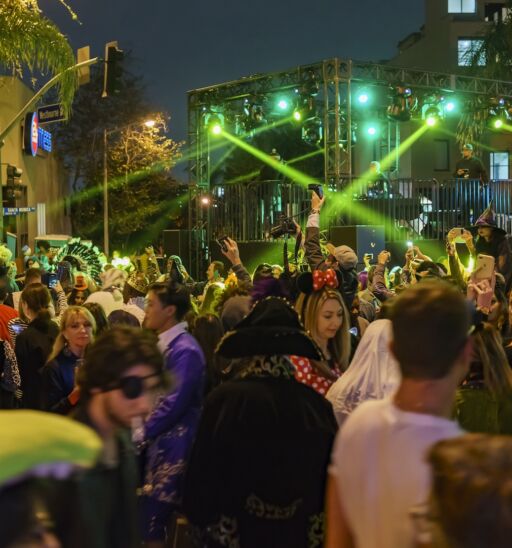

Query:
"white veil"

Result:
[[326, 319, 401, 426]]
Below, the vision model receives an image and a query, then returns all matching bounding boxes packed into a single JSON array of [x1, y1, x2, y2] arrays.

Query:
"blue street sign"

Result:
[[37, 104, 66, 125], [3, 207, 36, 216]]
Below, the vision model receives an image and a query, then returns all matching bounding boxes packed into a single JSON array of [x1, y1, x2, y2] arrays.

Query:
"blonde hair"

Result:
[[295, 287, 351, 375], [47, 306, 96, 363]]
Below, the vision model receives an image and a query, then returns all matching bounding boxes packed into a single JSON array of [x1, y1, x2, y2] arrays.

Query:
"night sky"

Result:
[[39, 0, 425, 144]]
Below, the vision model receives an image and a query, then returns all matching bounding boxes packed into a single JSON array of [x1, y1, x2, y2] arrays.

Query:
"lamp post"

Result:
[[102, 119, 155, 257]]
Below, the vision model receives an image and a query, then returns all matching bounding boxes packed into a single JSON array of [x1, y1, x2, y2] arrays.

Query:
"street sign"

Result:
[[37, 104, 66, 125], [3, 207, 36, 216]]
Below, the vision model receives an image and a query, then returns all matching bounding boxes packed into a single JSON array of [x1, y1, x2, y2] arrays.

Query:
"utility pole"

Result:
[[103, 127, 109, 257]]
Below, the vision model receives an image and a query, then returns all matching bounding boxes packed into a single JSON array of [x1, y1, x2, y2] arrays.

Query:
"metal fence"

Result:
[[209, 178, 512, 242]]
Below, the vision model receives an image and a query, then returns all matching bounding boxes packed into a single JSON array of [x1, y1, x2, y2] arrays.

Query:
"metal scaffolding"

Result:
[[186, 57, 512, 274]]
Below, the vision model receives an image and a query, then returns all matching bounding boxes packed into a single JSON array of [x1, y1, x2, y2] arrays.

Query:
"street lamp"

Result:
[[103, 118, 156, 257]]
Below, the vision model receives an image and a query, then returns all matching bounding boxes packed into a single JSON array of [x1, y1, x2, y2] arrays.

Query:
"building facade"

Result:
[[351, 0, 512, 183], [0, 77, 71, 253]]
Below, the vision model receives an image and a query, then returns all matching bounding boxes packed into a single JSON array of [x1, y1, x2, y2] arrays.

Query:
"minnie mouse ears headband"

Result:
[[297, 269, 339, 294]]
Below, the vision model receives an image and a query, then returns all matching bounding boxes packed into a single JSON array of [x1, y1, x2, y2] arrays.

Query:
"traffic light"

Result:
[[5, 165, 24, 201], [6, 165, 22, 185], [102, 41, 124, 98]]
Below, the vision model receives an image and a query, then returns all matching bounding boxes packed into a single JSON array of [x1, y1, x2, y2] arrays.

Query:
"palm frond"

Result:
[[0, 0, 77, 114]]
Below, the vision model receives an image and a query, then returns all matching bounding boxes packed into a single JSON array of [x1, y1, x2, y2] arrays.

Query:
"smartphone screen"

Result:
[[217, 237, 228, 252]]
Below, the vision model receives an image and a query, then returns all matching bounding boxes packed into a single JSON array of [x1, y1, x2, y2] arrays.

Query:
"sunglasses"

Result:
[[103, 372, 165, 399]]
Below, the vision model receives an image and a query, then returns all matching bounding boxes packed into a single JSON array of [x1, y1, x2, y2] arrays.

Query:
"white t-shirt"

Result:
[[330, 398, 461, 548]]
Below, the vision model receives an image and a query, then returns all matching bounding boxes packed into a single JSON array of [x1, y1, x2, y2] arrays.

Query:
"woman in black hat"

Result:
[[183, 297, 338, 548], [464, 203, 512, 290]]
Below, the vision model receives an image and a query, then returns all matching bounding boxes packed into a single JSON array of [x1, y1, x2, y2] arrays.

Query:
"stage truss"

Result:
[[186, 58, 512, 276]]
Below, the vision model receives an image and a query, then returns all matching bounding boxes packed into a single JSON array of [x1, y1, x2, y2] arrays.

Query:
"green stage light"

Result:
[[277, 99, 289, 110], [293, 110, 302, 121], [494, 118, 504, 129], [445, 101, 456, 112], [426, 116, 437, 127], [211, 123, 222, 135], [367, 126, 377, 136], [357, 92, 369, 104]]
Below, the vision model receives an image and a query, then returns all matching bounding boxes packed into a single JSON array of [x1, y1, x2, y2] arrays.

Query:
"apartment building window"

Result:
[[448, 0, 476, 13], [490, 152, 509, 179], [458, 38, 485, 66]]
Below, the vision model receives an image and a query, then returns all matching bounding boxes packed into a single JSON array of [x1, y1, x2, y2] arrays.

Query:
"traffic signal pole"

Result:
[[0, 56, 98, 242]]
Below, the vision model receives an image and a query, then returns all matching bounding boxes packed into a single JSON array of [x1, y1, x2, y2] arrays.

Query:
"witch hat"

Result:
[[470, 201, 506, 235]]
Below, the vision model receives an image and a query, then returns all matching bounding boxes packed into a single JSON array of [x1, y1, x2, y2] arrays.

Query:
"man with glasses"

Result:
[[73, 326, 165, 548]]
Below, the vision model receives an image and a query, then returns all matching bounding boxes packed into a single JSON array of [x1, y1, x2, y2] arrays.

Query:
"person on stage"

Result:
[[367, 161, 390, 198], [454, 144, 488, 184]]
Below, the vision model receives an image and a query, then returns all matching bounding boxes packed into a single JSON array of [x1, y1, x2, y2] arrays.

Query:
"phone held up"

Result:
[[308, 183, 323, 199], [217, 235, 229, 253]]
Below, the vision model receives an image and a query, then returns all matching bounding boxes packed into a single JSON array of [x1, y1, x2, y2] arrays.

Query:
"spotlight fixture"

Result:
[[488, 97, 510, 130], [243, 98, 266, 131], [301, 70, 320, 97], [445, 100, 456, 113], [357, 91, 370, 105], [277, 98, 289, 111], [387, 85, 417, 122], [366, 125, 378, 136], [424, 105, 441, 126], [293, 110, 302, 122], [301, 117, 323, 146], [205, 113, 224, 135]]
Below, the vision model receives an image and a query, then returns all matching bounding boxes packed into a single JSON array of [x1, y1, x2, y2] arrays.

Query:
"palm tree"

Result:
[[0, 0, 78, 114]]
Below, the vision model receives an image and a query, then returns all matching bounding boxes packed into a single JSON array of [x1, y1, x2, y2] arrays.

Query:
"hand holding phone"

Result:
[[474, 254, 495, 280], [308, 183, 324, 199], [217, 236, 229, 253]]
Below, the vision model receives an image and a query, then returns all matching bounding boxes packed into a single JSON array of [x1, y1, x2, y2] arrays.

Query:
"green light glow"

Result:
[[426, 116, 437, 127], [358, 92, 369, 104], [293, 110, 302, 121], [277, 99, 289, 110], [211, 123, 222, 135]]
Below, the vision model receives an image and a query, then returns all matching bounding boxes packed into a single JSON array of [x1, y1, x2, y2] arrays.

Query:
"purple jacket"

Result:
[[140, 331, 206, 539], [144, 331, 205, 440]]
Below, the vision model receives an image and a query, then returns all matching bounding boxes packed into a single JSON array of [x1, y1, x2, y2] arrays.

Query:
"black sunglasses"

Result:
[[103, 372, 164, 399]]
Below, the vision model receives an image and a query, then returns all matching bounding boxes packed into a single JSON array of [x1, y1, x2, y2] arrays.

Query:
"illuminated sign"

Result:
[[23, 112, 38, 156], [38, 128, 52, 153], [23, 112, 52, 155]]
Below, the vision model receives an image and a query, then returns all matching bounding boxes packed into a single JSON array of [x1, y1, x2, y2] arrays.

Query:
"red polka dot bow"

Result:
[[312, 269, 339, 291]]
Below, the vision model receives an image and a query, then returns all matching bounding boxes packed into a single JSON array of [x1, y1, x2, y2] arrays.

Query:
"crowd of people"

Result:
[[1, 193, 512, 547]]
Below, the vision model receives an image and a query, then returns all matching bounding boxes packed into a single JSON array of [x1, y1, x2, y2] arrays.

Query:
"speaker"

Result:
[[329, 225, 385, 263], [163, 230, 206, 257], [209, 241, 286, 273]]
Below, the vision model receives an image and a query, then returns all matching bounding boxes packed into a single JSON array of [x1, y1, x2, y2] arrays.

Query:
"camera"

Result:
[[270, 215, 296, 238], [307, 183, 323, 199]]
